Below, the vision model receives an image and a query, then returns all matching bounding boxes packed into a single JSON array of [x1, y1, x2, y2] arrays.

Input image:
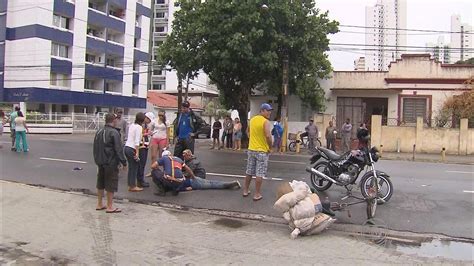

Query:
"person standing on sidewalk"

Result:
[[304, 119, 319, 151], [14, 111, 29, 152], [271, 118, 283, 154], [356, 123, 370, 149], [0, 110, 5, 149], [114, 109, 128, 144], [221, 115, 233, 149], [149, 110, 169, 163], [124, 112, 146, 192], [325, 121, 337, 152], [136, 112, 154, 188], [211, 116, 222, 149], [341, 118, 352, 153], [9, 106, 20, 151], [233, 117, 242, 150], [93, 113, 127, 213], [243, 103, 273, 201], [173, 101, 204, 159]]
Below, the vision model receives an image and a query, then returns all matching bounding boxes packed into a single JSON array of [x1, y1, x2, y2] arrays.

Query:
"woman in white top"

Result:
[[14, 111, 29, 152], [149, 110, 169, 164], [124, 112, 146, 192]]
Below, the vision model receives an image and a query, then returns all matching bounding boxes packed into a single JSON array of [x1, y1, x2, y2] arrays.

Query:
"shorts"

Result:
[[234, 131, 242, 140], [212, 130, 220, 139], [246, 150, 269, 177], [273, 137, 281, 148], [151, 138, 168, 148], [96, 165, 119, 192]]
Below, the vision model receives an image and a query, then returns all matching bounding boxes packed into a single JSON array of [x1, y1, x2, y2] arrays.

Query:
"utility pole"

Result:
[[280, 54, 289, 152]]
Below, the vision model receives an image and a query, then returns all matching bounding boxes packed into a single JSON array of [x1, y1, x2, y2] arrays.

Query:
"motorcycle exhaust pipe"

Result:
[[306, 167, 340, 185]]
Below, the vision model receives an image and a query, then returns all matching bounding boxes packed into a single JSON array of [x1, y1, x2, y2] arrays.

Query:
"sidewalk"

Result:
[[380, 151, 474, 165], [0, 181, 469, 265]]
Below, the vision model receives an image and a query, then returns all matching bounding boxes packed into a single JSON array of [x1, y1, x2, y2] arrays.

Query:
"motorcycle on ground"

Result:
[[306, 146, 394, 219]]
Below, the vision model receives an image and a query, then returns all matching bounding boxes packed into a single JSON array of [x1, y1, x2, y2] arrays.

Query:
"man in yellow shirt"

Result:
[[243, 103, 273, 201]]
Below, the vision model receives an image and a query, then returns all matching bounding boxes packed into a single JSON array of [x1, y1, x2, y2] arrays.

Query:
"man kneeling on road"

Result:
[[151, 150, 240, 195]]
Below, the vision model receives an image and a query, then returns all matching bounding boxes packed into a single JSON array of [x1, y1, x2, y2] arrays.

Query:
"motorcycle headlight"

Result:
[[372, 153, 380, 162]]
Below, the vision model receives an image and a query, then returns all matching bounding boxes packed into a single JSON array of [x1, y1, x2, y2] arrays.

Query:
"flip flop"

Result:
[[95, 207, 107, 211], [106, 208, 122, 213], [242, 191, 251, 197], [253, 196, 263, 201]]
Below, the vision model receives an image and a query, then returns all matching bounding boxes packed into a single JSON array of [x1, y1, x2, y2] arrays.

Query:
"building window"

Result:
[[85, 53, 101, 64], [402, 97, 428, 124], [134, 38, 140, 48], [155, 26, 165, 32], [132, 84, 139, 95], [106, 58, 117, 68], [154, 40, 163, 47], [53, 14, 70, 30], [50, 73, 71, 88], [152, 83, 163, 90], [156, 0, 165, 4], [153, 69, 163, 76], [51, 43, 70, 58], [156, 12, 165, 18]]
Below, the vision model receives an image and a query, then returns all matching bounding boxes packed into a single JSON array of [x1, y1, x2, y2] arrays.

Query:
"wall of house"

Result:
[[372, 115, 473, 155], [332, 72, 388, 89]]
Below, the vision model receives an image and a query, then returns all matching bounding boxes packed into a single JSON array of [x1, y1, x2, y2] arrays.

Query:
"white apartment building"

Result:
[[1, 0, 152, 113], [365, 0, 407, 71], [425, 36, 451, 64], [450, 15, 473, 63], [150, 0, 217, 95]]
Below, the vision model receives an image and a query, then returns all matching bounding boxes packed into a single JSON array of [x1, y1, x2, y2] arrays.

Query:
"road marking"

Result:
[[40, 138, 70, 142], [207, 172, 283, 181], [244, 159, 305, 165], [462, 190, 474, 193], [446, 171, 473, 175], [40, 157, 88, 164]]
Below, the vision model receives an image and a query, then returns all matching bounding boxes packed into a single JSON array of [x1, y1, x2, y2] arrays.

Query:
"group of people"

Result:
[[93, 101, 241, 213], [0, 106, 30, 152], [211, 115, 242, 150]]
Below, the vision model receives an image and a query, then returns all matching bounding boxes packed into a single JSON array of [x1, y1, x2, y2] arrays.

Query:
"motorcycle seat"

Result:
[[318, 147, 343, 161]]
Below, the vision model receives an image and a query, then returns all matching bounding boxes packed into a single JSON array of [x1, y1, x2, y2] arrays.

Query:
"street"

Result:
[[1, 134, 473, 239]]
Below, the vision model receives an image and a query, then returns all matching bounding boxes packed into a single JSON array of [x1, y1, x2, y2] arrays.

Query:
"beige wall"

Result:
[[372, 115, 474, 155]]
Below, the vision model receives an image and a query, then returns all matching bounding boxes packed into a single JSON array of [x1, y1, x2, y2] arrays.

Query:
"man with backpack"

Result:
[[93, 113, 127, 213]]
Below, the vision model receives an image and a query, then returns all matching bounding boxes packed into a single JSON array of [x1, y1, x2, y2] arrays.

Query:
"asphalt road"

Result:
[[1, 134, 473, 239]]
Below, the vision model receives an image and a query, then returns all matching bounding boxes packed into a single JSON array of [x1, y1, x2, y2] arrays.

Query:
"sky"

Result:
[[316, 0, 473, 70]]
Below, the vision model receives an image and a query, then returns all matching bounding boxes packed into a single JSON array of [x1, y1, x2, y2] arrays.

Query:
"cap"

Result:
[[260, 103, 273, 111], [162, 150, 171, 157], [181, 101, 190, 108], [145, 112, 155, 121]]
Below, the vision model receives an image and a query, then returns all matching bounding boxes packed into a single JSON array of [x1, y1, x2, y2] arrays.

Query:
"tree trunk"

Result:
[[177, 77, 183, 111], [276, 92, 283, 119], [238, 86, 251, 148]]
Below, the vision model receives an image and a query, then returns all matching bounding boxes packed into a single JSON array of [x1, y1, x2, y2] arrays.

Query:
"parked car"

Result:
[[195, 122, 211, 139]]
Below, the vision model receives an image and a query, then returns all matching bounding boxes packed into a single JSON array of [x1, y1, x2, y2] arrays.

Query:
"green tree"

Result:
[[161, 0, 338, 143], [455, 57, 474, 65]]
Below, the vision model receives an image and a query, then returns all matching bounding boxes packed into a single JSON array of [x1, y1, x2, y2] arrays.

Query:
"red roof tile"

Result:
[[147, 92, 202, 110]]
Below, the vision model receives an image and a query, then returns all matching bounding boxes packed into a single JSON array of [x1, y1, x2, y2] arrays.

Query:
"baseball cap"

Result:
[[145, 112, 155, 121], [181, 101, 190, 108], [162, 150, 171, 157], [260, 103, 273, 111]]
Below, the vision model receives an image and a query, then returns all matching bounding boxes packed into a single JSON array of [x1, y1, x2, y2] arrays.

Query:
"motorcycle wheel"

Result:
[[288, 141, 296, 152], [360, 174, 393, 204], [310, 161, 333, 191]]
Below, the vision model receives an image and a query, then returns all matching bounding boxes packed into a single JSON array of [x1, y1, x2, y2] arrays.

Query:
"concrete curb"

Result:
[[8, 180, 474, 245]]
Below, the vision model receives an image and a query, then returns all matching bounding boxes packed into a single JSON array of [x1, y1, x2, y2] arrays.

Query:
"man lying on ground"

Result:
[[151, 150, 241, 196]]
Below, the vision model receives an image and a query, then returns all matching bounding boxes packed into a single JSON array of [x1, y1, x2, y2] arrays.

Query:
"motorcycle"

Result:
[[308, 146, 394, 205]]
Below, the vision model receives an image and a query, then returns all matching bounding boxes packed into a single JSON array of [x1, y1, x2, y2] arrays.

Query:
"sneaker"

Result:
[[233, 181, 241, 189], [138, 181, 150, 188], [11, 147, 16, 151]]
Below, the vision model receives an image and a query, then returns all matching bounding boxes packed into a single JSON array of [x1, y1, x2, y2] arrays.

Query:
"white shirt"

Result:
[[151, 120, 167, 139], [125, 123, 142, 148], [15, 117, 27, 132]]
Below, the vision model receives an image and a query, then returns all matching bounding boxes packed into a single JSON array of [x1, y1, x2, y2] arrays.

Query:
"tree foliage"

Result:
[[440, 78, 474, 127], [455, 58, 474, 65], [158, 0, 338, 142]]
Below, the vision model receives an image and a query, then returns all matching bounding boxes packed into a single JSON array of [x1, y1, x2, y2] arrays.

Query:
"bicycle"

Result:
[[288, 132, 321, 153]]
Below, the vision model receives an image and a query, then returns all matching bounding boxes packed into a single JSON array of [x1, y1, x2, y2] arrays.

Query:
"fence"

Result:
[[382, 117, 459, 128]]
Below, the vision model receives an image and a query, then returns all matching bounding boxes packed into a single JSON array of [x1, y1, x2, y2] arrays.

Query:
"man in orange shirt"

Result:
[[243, 103, 273, 201]]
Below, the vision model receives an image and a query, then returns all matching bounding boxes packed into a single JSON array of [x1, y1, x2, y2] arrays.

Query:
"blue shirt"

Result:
[[178, 112, 193, 139], [158, 156, 184, 178]]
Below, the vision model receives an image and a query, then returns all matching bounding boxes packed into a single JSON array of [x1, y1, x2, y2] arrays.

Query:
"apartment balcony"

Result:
[[88, 8, 125, 33], [86, 36, 124, 57], [85, 64, 123, 82], [105, 80, 123, 95]]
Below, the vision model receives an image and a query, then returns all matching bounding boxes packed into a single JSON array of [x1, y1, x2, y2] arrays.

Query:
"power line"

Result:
[[339, 24, 473, 34]]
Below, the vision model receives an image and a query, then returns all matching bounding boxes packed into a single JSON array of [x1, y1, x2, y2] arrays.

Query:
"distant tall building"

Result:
[[354, 57, 366, 71], [426, 36, 451, 64], [450, 15, 473, 63], [365, 0, 407, 71], [151, 0, 216, 94]]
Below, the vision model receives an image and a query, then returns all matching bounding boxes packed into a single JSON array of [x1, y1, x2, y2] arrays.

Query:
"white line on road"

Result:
[[40, 157, 88, 164], [446, 171, 474, 175], [244, 159, 305, 165], [462, 190, 474, 193], [207, 172, 283, 181]]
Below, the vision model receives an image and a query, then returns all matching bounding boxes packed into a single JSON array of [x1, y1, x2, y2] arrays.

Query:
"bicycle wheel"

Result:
[[288, 141, 296, 152], [366, 175, 378, 219], [360, 174, 393, 204]]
